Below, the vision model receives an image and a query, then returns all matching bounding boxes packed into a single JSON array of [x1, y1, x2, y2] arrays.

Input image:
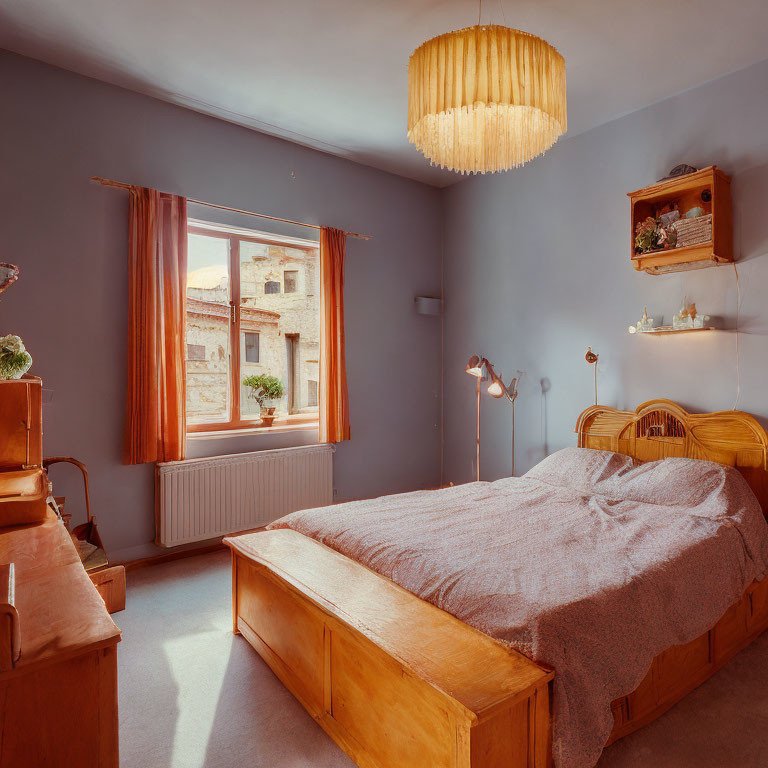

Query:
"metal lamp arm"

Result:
[[43, 457, 92, 524], [503, 380, 519, 403]]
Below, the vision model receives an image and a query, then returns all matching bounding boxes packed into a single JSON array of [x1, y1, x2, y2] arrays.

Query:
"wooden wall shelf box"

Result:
[[629, 166, 732, 274]]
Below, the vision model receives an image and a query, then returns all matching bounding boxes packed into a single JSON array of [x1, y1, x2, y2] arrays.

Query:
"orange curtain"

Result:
[[124, 187, 188, 464], [319, 227, 351, 443]]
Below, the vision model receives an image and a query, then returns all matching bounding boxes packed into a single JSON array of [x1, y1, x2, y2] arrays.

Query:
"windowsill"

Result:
[[187, 420, 319, 440]]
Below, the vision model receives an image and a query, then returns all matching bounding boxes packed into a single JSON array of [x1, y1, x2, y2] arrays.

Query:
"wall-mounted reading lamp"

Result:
[[466, 356, 520, 481], [585, 347, 599, 405]]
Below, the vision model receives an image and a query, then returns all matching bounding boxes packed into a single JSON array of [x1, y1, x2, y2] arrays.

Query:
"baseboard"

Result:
[[112, 526, 266, 569]]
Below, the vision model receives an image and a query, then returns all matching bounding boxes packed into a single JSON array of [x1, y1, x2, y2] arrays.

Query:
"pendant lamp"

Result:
[[408, 24, 566, 174]]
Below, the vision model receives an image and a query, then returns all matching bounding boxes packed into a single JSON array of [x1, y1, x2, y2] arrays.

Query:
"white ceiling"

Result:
[[2, 0, 768, 187]]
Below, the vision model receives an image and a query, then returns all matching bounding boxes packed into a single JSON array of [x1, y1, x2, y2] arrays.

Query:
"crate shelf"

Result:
[[628, 166, 732, 275]]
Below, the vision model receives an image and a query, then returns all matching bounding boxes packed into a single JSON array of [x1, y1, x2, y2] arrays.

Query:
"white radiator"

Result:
[[155, 444, 334, 547]]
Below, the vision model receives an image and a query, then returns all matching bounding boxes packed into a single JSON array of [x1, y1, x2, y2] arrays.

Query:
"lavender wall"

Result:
[[0, 51, 442, 561], [442, 58, 768, 484]]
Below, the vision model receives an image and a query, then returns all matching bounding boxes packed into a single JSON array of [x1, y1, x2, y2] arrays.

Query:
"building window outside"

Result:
[[187, 343, 206, 361], [284, 270, 298, 294], [244, 332, 259, 363], [185, 222, 320, 432], [307, 379, 318, 408]]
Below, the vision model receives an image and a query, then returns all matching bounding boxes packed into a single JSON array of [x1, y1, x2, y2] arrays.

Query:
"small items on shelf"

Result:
[[672, 300, 710, 330], [634, 218, 677, 254], [628, 300, 715, 335], [628, 307, 655, 334], [672, 213, 712, 248], [628, 165, 732, 274]]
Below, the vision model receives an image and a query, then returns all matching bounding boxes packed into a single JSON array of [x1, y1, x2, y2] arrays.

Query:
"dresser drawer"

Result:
[[90, 566, 126, 614]]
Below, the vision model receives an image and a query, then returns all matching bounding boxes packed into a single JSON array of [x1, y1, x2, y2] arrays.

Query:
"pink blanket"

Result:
[[268, 448, 768, 767]]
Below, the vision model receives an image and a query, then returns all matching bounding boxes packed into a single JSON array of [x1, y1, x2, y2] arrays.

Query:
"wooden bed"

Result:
[[225, 400, 768, 768]]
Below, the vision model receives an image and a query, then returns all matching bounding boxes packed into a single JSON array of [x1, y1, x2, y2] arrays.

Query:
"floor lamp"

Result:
[[486, 364, 519, 477], [465, 356, 485, 482], [466, 356, 519, 480]]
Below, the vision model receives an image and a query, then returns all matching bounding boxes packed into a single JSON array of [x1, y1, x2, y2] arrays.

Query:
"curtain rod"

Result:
[[90, 176, 372, 241]]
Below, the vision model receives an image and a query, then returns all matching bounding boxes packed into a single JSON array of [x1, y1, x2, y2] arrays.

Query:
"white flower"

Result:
[[0, 335, 25, 354]]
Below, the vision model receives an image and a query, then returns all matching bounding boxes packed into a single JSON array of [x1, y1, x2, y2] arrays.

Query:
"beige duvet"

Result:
[[268, 448, 768, 767]]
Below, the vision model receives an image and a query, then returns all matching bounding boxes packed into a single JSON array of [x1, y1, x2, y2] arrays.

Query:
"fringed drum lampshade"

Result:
[[407, 25, 567, 174]]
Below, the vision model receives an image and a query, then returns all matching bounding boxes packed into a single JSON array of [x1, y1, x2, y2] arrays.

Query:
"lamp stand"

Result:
[[594, 360, 598, 405], [585, 347, 599, 406], [475, 376, 481, 482], [511, 399, 515, 477]]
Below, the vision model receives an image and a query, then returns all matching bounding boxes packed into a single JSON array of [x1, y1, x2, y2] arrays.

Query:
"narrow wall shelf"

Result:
[[629, 326, 716, 336]]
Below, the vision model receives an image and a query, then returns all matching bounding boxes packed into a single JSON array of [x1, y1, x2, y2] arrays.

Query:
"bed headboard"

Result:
[[575, 399, 768, 514]]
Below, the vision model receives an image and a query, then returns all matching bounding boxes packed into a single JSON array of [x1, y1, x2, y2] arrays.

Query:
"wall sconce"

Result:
[[414, 296, 442, 316], [465, 355, 520, 480]]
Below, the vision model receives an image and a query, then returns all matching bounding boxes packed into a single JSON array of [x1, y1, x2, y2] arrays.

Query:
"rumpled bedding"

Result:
[[268, 447, 768, 767]]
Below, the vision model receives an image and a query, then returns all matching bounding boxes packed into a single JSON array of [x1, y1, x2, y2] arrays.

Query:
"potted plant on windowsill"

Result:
[[242, 374, 285, 427]]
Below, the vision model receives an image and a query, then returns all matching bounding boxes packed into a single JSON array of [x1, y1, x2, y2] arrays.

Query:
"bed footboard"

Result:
[[226, 530, 554, 768]]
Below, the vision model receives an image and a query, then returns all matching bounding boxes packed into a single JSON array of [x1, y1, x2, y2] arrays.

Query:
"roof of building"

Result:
[[187, 297, 280, 327]]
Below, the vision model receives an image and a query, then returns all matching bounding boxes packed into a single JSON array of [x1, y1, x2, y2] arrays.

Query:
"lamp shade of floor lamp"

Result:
[[465, 355, 485, 378]]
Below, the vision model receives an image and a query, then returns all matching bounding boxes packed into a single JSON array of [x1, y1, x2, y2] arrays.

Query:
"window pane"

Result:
[[244, 332, 259, 363], [284, 270, 298, 293], [187, 343, 206, 361], [186, 232, 231, 425], [239, 241, 320, 422]]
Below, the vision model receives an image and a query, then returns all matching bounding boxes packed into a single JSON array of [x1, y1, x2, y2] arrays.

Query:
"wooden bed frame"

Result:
[[225, 400, 768, 768]]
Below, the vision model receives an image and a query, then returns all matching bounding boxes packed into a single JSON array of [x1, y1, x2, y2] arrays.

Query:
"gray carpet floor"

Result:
[[118, 551, 768, 768]]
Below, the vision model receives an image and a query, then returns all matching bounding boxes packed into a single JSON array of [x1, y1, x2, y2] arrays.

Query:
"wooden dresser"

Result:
[[0, 376, 120, 767]]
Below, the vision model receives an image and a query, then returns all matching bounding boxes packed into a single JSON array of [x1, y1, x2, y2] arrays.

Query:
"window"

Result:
[[185, 221, 320, 432], [244, 332, 259, 363], [284, 270, 298, 294], [187, 343, 206, 361], [308, 380, 318, 408]]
